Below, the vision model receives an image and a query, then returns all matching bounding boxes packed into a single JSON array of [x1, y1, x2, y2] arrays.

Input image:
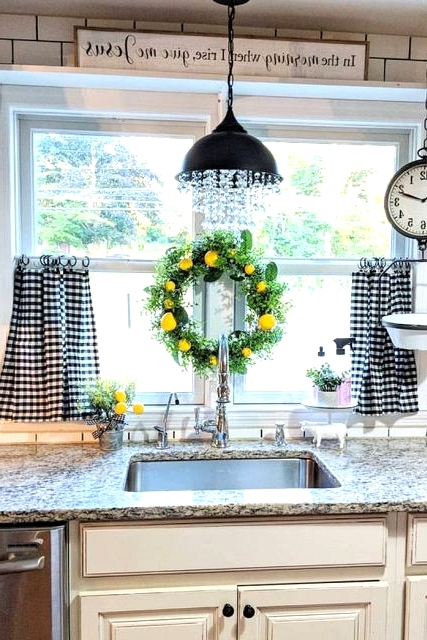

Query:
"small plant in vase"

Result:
[[81, 378, 144, 450], [306, 363, 347, 407]]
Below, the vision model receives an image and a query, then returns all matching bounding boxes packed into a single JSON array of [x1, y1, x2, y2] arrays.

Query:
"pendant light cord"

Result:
[[227, 4, 235, 110]]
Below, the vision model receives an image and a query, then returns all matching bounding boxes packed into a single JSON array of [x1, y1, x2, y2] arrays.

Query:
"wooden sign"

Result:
[[75, 28, 368, 81]]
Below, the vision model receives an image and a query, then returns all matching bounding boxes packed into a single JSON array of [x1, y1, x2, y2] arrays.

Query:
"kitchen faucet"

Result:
[[154, 392, 179, 449], [194, 333, 230, 448]]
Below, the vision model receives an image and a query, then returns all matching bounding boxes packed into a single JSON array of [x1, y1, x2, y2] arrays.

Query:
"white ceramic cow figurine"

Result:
[[300, 421, 347, 449]]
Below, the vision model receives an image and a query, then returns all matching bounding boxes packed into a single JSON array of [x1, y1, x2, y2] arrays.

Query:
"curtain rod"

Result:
[[14, 255, 156, 272]]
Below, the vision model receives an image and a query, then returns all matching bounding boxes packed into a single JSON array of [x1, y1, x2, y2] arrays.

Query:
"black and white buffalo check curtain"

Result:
[[350, 259, 418, 415], [0, 256, 100, 421]]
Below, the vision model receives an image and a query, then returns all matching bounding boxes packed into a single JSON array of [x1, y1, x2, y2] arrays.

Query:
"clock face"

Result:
[[384, 159, 427, 239]]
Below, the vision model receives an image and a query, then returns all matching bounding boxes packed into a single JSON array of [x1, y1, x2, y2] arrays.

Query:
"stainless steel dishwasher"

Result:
[[0, 523, 68, 640]]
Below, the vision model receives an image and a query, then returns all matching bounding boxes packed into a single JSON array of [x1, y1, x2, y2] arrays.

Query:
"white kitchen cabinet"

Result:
[[238, 582, 388, 640], [405, 515, 427, 640], [80, 517, 387, 576], [71, 515, 392, 640], [79, 586, 237, 640], [405, 576, 427, 640], [78, 581, 388, 640]]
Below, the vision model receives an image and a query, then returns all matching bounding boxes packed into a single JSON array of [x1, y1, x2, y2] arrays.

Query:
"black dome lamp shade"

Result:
[[176, 0, 283, 231]]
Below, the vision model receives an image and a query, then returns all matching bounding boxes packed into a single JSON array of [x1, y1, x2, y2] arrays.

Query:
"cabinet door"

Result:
[[79, 586, 237, 640], [238, 581, 388, 640], [406, 576, 427, 640]]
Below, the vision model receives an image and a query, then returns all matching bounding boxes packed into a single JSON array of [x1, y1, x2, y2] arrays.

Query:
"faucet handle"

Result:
[[154, 425, 168, 449], [275, 422, 285, 446]]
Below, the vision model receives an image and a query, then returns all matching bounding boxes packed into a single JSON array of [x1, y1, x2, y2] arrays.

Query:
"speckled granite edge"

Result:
[[0, 438, 427, 523]]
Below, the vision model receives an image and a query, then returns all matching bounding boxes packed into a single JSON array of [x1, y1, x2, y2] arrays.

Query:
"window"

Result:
[[234, 126, 410, 403], [15, 101, 414, 410], [19, 116, 206, 405]]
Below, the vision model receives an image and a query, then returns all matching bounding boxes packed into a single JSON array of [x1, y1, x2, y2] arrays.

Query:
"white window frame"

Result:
[[233, 124, 413, 403], [18, 114, 210, 407], [0, 76, 426, 431]]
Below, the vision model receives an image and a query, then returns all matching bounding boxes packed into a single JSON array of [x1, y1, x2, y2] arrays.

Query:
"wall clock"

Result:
[[384, 158, 427, 247]]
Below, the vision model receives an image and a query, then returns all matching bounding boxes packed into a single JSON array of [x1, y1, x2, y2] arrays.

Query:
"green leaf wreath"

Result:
[[145, 229, 291, 376]]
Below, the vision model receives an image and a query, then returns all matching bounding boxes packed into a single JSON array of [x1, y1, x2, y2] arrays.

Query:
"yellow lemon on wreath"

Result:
[[114, 401, 127, 415], [209, 355, 218, 366], [114, 389, 126, 402], [242, 347, 252, 358], [258, 313, 277, 331], [164, 298, 174, 309], [133, 403, 145, 414], [178, 338, 191, 352], [179, 257, 193, 271], [204, 250, 219, 267], [164, 280, 176, 292], [256, 281, 267, 293], [160, 312, 177, 332], [244, 263, 255, 275]]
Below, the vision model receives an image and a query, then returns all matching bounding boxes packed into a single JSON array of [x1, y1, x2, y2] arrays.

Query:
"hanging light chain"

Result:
[[227, 3, 236, 109]]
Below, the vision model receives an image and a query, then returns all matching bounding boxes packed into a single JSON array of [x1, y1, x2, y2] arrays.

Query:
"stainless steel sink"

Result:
[[125, 457, 340, 492]]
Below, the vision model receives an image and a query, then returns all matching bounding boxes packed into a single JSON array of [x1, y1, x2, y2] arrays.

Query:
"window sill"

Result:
[[0, 64, 424, 103]]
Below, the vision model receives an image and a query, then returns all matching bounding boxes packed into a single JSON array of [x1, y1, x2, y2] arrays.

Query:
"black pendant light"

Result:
[[176, 0, 283, 231]]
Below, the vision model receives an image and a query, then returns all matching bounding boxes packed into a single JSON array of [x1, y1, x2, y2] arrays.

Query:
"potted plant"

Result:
[[81, 378, 144, 450], [306, 363, 347, 407]]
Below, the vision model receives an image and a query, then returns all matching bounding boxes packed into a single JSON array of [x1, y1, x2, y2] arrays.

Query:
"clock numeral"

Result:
[[422, 220, 426, 230], [398, 184, 404, 193], [421, 170, 427, 180], [408, 218, 414, 228], [398, 210, 404, 219], [394, 197, 400, 207], [409, 176, 414, 184]]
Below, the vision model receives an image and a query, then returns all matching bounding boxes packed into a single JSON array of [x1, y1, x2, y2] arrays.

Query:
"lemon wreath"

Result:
[[145, 229, 290, 376]]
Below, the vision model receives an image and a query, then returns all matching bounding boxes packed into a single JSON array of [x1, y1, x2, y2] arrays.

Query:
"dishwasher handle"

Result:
[[0, 554, 45, 574]]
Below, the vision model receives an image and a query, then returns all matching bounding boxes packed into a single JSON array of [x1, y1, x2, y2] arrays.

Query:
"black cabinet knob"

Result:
[[243, 604, 256, 618], [222, 603, 235, 617]]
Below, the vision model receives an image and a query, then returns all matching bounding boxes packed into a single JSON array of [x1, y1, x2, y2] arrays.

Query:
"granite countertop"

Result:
[[1, 438, 427, 524]]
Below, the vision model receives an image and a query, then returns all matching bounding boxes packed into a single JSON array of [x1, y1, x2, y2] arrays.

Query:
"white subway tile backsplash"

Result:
[[183, 22, 226, 35], [86, 18, 135, 30], [0, 14, 36, 39], [0, 11, 422, 84], [14, 40, 62, 66], [0, 432, 36, 444], [62, 42, 75, 66], [135, 21, 182, 33], [322, 31, 366, 42], [367, 57, 385, 81], [0, 39, 12, 64], [368, 33, 409, 59], [36, 431, 84, 443], [234, 25, 276, 39], [385, 58, 426, 83], [347, 426, 389, 438], [38, 16, 85, 42], [389, 426, 427, 438], [276, 28, 321, 40], [411, 37, 427, 60]]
